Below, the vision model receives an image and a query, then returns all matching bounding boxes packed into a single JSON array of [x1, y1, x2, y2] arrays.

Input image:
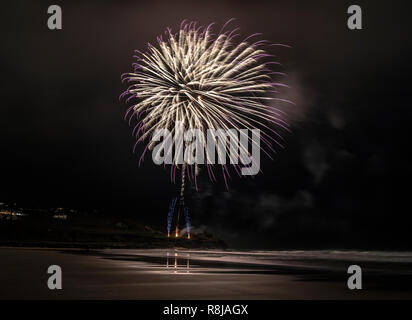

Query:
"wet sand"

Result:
[[1, 247, 411, 299]]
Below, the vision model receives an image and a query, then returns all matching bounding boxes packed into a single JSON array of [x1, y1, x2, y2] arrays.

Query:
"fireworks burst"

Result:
[[121, 20, 291, 187]]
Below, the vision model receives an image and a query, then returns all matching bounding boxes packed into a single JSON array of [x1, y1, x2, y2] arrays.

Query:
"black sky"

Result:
[[1, 0, 411, 248]]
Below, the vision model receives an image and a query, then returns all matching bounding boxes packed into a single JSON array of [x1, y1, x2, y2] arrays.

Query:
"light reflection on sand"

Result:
[[1, 247, 412, 299], [103, 248, 412, 275]]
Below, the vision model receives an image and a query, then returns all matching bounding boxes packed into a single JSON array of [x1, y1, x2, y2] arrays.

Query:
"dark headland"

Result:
[[0, 205, 226, 249]]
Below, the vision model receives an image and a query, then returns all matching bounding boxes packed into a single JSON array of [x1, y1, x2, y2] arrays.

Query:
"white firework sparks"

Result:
[[121, 20, 291, 187]]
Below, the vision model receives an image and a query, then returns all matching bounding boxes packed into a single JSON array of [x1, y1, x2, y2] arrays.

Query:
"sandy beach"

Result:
[[1, 247, 412, 299]]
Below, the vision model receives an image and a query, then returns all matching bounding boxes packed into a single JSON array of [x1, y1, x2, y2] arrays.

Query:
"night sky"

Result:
[[1, 0, 411, 248]]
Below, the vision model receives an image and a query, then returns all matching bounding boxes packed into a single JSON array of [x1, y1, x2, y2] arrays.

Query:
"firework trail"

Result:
[[184, 207, 191, 239], [167, 197, 177, 237], [121, 20, 291, 236]]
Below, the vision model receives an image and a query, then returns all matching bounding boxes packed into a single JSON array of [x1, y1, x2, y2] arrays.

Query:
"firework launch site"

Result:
[[0, 202, 225, 250]]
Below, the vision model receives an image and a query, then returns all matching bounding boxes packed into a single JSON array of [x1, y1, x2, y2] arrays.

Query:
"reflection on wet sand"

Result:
[[2, 248, 412, 299], [166, 251, 190, 273]]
